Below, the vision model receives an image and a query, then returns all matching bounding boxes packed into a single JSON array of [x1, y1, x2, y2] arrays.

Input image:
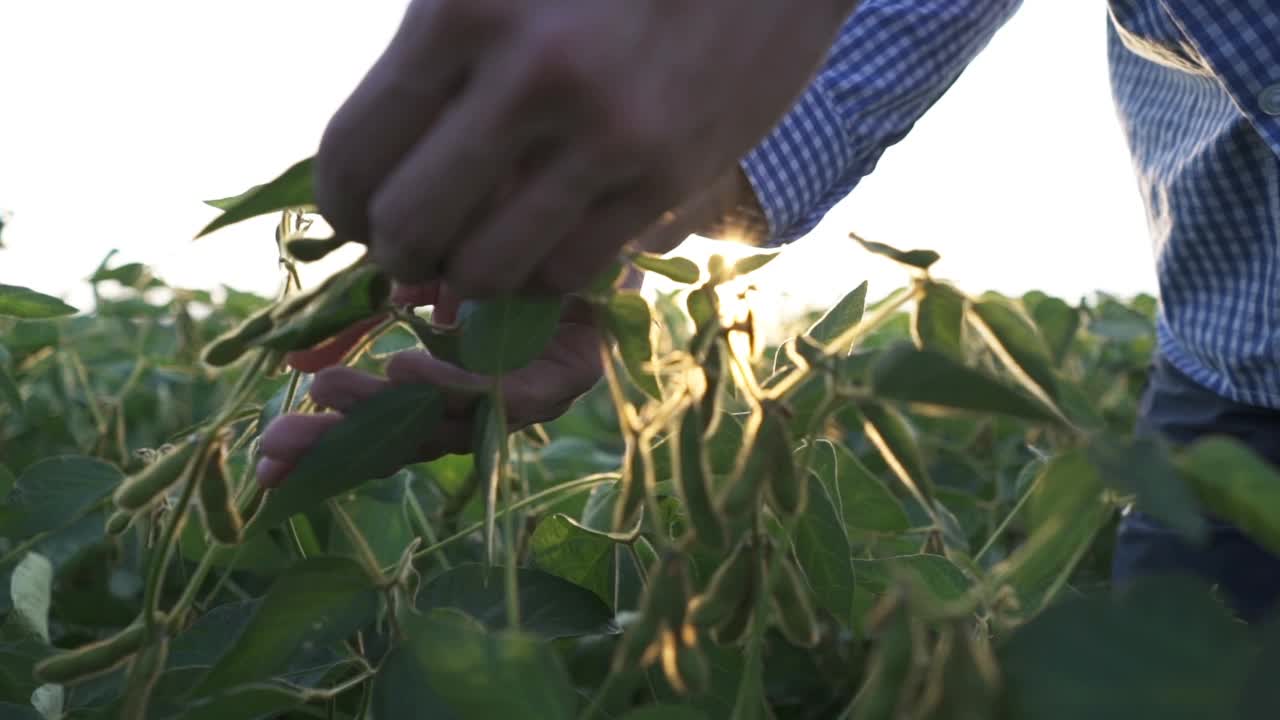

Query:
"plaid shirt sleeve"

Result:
[[739, 0, 1023, 246]]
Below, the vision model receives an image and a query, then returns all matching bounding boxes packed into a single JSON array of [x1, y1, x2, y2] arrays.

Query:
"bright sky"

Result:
[[0, 2, 1154, 330]]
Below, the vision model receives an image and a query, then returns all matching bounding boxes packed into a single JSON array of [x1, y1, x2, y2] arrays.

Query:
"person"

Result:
[[256, 0, 1280, 621]]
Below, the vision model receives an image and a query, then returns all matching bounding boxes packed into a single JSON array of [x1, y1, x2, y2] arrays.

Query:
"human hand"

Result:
[[254, 286, 604, 488], [314, 0, 851, 296]]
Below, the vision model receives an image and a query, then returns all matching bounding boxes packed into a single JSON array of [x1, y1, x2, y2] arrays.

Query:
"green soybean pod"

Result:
[[611, 436, 650, 533], [851, 594, 917, 720], [709, 596, 755, 647], [197, 442, 243, 545], [768, 553, 820, 648], [105, 510, 132, 536], [760, 401, 806, 518], [33, 616, 164, 685], [665, 634, 710, 696], [671, 403, 725, 549], [201, 307, 275, 367], [113, 437, 201, 512], [285, 235, 349, 263], [688, 539, 754, 628], [120, 636, 168, 720], [259, 264, 391, 353], [611, 611, 660, 673], [716, 413, 767, 524]]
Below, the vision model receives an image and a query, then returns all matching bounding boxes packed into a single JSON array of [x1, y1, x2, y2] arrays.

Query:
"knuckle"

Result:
[[534, 262, 587, 295], [431, 0, 509, 38], [313, 128, 370, 238], [525, 24, 602, 96], [446, 265, 514, 299], [596, 104, 670, 163]]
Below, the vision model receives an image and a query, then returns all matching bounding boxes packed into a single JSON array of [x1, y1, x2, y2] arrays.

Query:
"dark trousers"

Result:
[[1111, 355, 1280, 622]]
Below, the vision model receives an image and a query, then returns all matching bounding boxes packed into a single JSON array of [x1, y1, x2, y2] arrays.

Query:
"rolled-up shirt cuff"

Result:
[[740, 77, 854, 247]]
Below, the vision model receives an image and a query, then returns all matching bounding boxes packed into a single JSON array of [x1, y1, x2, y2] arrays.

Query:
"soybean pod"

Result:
[[33, 615, 166, 685], [671, 402, 725, 548], [197, 441, 243, 545], [113, 437, 201, 512]]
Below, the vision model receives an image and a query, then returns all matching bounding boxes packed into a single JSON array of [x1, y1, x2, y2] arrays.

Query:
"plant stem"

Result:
[[405, 488, 450, 570], [973, 463, 1046, 563], [405, 473, 619, 570], [140, 350, 268, 637], [330, 498, 383, 581], [767, 284, 920, 402]]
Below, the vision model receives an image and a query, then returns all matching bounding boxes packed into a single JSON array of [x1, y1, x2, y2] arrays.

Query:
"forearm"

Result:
[[729, 0, 1024, 246]]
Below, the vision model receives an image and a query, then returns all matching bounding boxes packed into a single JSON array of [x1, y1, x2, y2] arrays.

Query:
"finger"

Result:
[[528, 182, 672, 294], [503, 322, 604, 425], [442, 154, 594, 297], [259, 413, 344, 464], [368, 48, 550, 286], [256, 457, 291, 489], [391, 282, 440, 308], [413, 419, 474, 460], [432, 284, 460, 326], [385, 350, 486, 416], [314, 1, 497, 240], [309, 367, 393, 413], [286, 314, 388, 373]]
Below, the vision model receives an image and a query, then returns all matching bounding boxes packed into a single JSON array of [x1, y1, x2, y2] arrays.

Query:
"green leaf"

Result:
[[392, 610, 578, 720], [851, 235, 940, 270], [416, 564, 619, 640], [791, 474, 856, 621], [1180, 437, 1280, 556], [197, 157, 314, 238], [0, 627, 50, 708], [604, 292, 661, 399], [631, 253, 701, 284], [0, 362, 20, 414], [620, 706, 708, 720], [1001, 577, 1253, 720], [731, 252, 780, 278], [368, 323, 420, 359], [969, 298, 1059, 400], [193, 556, 378, 696], [998, 450, 1109, 614], [530, 514, 615, 605], [0, 465, 14, 500], [458, 295, 563, 375], [912, 281, 966, 360], [247, 383, 445, 536], [372, 644, 460, 720], [854, 401, 934, 507], [329, 472, 416, 568], [10, 553, 52, 642], [811, 441, 909, 533], [89, 262, 154, 288], [0, 456, 122, 540], [1089, 436, 1206, 542], [1030, 296, 1080, 365], [0, 285, 78, 319], [853, 554, 971, 605], [0, 704, 41, 720], [171, 683, 307, 720], [805, 281, 868, 349], [869, 344, 1059, 423]]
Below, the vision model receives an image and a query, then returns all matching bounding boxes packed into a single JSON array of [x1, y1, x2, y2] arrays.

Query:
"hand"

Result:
[[254, 287, 604, 488], [314, 0, 852, 296]]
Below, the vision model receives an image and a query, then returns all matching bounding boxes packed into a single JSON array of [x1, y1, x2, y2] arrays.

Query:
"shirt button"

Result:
[[1261, 84, 1280, 116]]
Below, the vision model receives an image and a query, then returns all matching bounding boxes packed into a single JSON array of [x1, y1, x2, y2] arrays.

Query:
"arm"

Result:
[[712, 0, 1024, 246]]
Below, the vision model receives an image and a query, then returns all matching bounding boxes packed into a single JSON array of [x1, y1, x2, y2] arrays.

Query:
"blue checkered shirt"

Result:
[[742, 1, 1280, 408]]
